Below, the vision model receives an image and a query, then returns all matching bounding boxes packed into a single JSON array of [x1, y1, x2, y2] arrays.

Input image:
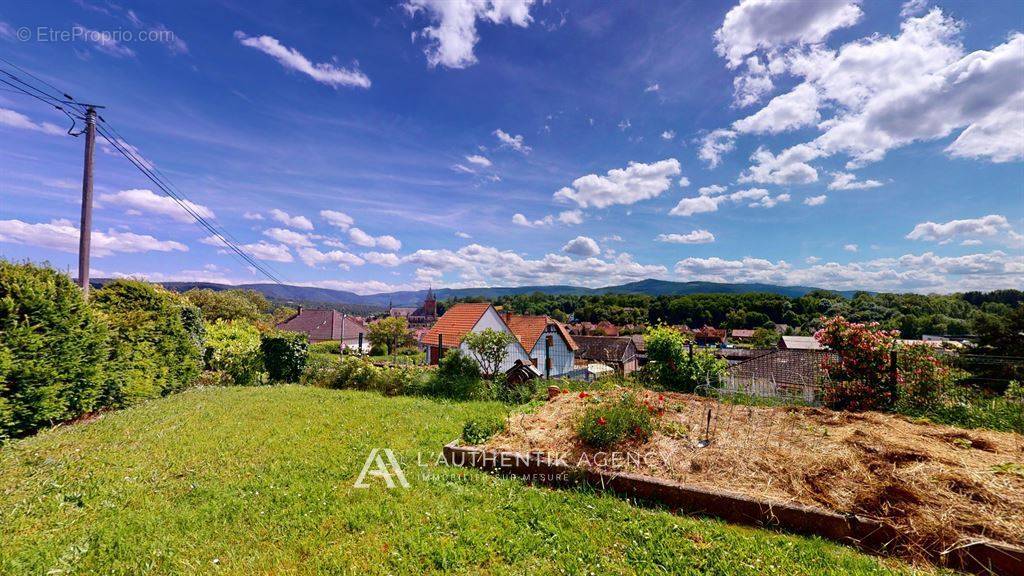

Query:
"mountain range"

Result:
[[130, 278, 860, 309]]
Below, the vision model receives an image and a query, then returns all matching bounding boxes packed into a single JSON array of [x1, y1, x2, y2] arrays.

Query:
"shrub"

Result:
[[462, 329, 516, 378], [493, 373, 538, 405], [92, 280, 203, 407], [204, 320, 265, 386], [816, 316, 900, 412], [642, 326, 726, 392], [261, 332, 308, 382], [462, 414, 506, 445], [576, 392, 654, 448], [0, 262, 109, 438], [309, 341, 342, 355], [368, 344, 387, 356], [374, 365, 430, 396], [300, 353, 338, 387], [429, 349, 488, 400], [895, 344, 966, 411], [183, 288, 266, 323]]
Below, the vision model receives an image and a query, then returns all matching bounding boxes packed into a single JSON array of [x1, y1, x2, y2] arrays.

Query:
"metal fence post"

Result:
[[545, 335, 551, 379], [688, 341, 694, 363], [437, 333, 444, 364], [357, 332, 363, 356]]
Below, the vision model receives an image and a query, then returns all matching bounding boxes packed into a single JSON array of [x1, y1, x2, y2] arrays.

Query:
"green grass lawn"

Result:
[[0, 386, 936, 575]]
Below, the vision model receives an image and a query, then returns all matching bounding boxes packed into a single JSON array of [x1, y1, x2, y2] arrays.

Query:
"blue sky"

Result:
[[0, 0, 1021, 294]]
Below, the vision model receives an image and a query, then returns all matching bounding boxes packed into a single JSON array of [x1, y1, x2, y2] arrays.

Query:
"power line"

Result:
[[0, 61, 287, 285]]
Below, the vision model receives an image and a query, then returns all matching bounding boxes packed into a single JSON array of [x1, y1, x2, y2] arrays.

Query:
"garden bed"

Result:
[[476, 388, 1024, 567]]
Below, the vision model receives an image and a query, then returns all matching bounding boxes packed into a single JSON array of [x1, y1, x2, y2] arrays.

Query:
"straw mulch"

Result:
[[485, 388, 1024, 560]]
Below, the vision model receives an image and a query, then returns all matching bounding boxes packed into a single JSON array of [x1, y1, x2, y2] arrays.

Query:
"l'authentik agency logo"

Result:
[[354, 448, 410, 489]]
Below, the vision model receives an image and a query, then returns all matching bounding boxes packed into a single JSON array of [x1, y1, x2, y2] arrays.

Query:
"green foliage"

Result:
[[0, 262, 109, 438], [901, 391, 1024, 434], [750, 327, 780, 349], [260, 332, 308, 383], [642, 326, 726, 392], [309, 340, 342, 355], [204, 320, 264, 386], [576, 392, 654, 448], [367, 316, 411, 355], [92, 280, 203, 407], [462, 328, 517, 377], [894, 344, 966, 411], [462, 414, 506, 444], [430, 349, 487, 400], [300, 355, 429, 397], [492, 372, 538, 405], [817, 316, 900, 412], [184, 288, 269, 323]]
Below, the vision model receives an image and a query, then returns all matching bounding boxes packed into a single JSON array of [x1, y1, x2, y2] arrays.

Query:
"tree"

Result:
[[184, 289, 265, 323], [462, 328, 517, 378], [815, 316, 900, 411], [367, 316, 410, 356], [750, 327, 780, 349]]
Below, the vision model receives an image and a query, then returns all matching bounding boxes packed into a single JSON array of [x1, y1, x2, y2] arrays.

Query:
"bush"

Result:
[[642, 326, 726, 392], [817, 316, 900, 412], [300, 353, 338, 387], [493, 373, 538, 405], [462, 414, 506, 445], [309, 341, 342, 355], [895, 344, 966, 411], [261, 332, 308, 382], [205, 320, 265, 386], [576, 392, 654, 448], [429, 349, 488, 400], [0, 262, 109, 438], [92, 280, 203, 407]]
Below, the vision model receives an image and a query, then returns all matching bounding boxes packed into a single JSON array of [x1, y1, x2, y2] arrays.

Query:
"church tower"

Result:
[[423, 287, 437, 317]]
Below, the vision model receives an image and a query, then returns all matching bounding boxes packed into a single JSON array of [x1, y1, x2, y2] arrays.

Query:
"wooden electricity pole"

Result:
[[77, 106, 98, 297]]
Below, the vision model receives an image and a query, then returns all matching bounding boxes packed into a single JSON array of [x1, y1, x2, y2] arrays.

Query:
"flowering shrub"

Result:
[[576, 392, 653, 448], [642, 326, 726, 392], [816, 316, 899, 411], [896, 343, 965, 410]]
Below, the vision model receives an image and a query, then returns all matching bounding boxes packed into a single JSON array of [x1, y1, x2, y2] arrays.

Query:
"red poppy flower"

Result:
[[597, 416, 607, 426], [578, 391, 589, 398]]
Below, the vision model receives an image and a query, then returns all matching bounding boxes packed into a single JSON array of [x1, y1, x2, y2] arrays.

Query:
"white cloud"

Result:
[[843, 243, 859, 252], [617, 119, 631, 131], [553, 158, 681, 209], [493, 129, 531, 153], [739, 144, 820, 185], [0, 218, 187, 257], [455, 231, 472, 239], [465, 154, 492, 167], [348, 227, 401, 250], [0, 108, 64, 136], [732, 83, 820, 134], [645, 83, 660, 92], [270, 209, 313, 231], [404, 0, 535, 69], [238, 241, 293, 263], [674, 250, 1024, 292], [361, 251, 401, 267], [670, 186, 789, 216], [76, 24, 136, 58], [678, 176, 691, 188], [661, 130, 675, 140], [804, 194, 827, 206], [262, 227, 314, 247], [732, 55, 775, 107], [900, 0, 929, 18], [243, 211, 264, 221], [234, 31, 370, 88], [512, 213, 554, 228], [452, 163, 475, 174], [297, 246, 362, 268], [714, 0, 863, 68], [656, 230, 716, 244], [320, 209, 354, 230], [557, 209, 584, 225], [99, 189, 214, 223], [698, 129, 737, 168], [906, 214, 1023, 246], [828, 171, 883, 190], [561, 236, 601, 257]]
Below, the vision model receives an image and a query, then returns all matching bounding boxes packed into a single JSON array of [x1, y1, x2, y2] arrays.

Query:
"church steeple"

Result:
[[424, 286, 437, 316]]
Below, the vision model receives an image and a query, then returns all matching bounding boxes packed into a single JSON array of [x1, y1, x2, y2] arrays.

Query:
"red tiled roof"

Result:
[[730, 329, 756, 338], [422, 303, 492, 347], [505, 314, 579, 352], [276, 309, 366, 341]]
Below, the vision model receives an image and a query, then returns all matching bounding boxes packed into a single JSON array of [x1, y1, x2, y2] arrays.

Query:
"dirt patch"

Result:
[[486, 388, 1024, 561]]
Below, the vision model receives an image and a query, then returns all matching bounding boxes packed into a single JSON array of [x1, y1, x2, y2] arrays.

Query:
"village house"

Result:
[[572, 335, 639, 375], [695, 325, 727, 346], [779, 335, 822, 350], [421, 303, 531, 372], [728, 328, 756, 344], [503, 313, 578, 377], [276, 307, 369, 352]]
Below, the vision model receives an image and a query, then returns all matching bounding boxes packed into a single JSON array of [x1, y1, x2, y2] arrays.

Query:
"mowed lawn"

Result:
[[0, 386, 934, 575]]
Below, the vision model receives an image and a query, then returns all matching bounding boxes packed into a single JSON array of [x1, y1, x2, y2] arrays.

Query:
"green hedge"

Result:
[[0, 262, 109, 439], [261, 332, 308, 382], [205, 320, 264, 386], [91, 280, 203, 408]]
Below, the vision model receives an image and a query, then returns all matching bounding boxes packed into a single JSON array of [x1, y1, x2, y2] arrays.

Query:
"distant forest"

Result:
[[451, 289, 1024, 339]]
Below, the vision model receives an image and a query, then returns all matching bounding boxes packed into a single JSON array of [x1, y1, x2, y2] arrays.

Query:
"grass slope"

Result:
[[0, 387, 931, 575]]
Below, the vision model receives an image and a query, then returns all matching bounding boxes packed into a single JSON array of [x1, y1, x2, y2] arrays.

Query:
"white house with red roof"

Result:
[[421, 303, 530, 372]]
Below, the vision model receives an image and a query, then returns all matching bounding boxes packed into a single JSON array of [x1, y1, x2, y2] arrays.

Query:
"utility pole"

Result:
[[77, 106, 98, 297]]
